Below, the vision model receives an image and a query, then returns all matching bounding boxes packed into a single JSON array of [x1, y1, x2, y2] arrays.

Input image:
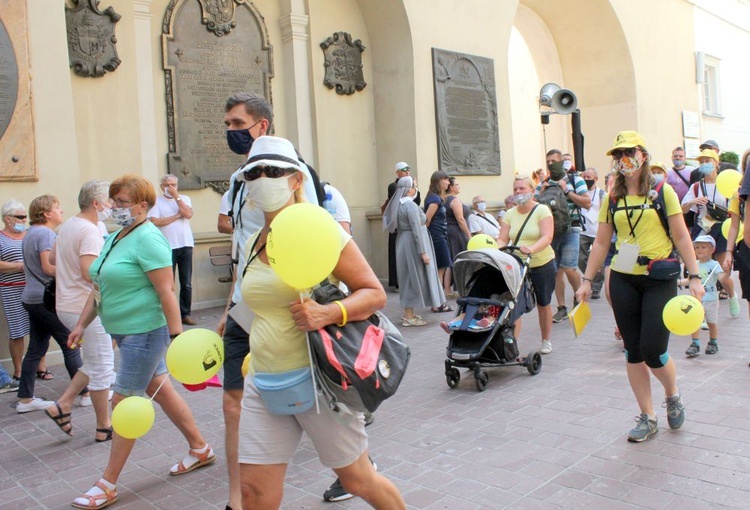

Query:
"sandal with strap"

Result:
[[45, 402, 73, 436], [95, 427, 113, 443], [36, 370, 54, 381], [431, 304, 454, 313], [71, 481, 118, 509], [170, 444, 216, 476]]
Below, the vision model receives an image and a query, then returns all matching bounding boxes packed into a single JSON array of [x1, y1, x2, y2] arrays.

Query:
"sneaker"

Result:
[[591, 289, 601, 299], [364, 412, 374, 426], [701, 321, 708, 331], [16, 397, 55, 414], [663, 393, 686, 430], [76, 390, 113, 407], [627, 413, 658, 442], [705, 340, 719, 355], [540, 339, 552, 354], [323, 458, 377, 502], [685, 343, 700, 357], [729, 296, 740, 317], [552, 306, 568, 323], [402, 317, 427, 327], [0, 379, 19, 394]]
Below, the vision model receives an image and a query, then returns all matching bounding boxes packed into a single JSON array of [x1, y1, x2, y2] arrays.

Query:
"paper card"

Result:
[[568, 301, 592, 338], [228, 300, 254, 333], [613, 242, 639, 273]]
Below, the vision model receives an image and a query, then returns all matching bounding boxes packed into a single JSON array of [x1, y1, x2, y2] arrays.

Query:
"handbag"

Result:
[[27, 268, 56, 313], [253, 367, 316, 415], [645, 258, 681, 280], [308, 282, 411, 414], [705, 202, 729, 223]]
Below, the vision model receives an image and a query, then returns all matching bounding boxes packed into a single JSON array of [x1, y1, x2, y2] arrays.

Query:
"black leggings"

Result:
[[609, 270, 677, 368]]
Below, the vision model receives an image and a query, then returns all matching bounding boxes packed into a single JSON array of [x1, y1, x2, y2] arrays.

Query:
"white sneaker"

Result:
[[540, 339, 552, 354], [16, 397, 54, 414], [77, 390, 113, 407], [729, 295, 740, 318]]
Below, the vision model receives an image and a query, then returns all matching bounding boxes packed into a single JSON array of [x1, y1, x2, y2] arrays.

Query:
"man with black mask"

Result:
[[537, 149, 591, 330]]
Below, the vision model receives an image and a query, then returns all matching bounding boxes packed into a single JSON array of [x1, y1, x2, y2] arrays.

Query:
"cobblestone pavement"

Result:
[[2, 280, 749, 509]]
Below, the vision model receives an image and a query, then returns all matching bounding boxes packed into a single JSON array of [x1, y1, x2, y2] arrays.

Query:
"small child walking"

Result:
[[680, 235, 723, 356]]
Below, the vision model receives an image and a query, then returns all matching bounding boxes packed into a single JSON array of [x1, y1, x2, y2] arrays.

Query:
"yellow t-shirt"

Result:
[[598, 183, 682, 275], [502, 204, 554, 268], [240, 226, 351, 375]]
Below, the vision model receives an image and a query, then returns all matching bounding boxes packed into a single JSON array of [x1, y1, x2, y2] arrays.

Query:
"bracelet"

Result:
[[582, 276, 593, 283], [333, 300, 348, 327], [688, 274, 701, 280]]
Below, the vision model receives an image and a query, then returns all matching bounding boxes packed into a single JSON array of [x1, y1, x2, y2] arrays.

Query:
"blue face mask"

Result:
[[12, 223, 27, 233], [226, 129, 254, 155], [653, 174, 664, 184], [699, 163, 715, 175]]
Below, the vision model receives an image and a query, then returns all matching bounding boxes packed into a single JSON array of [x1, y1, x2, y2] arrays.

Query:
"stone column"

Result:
[[133, 0, 159, 183], [279, 1, 316, 164]]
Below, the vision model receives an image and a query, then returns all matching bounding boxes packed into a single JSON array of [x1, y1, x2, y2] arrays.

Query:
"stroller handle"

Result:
[[500, 245, 532, 266]]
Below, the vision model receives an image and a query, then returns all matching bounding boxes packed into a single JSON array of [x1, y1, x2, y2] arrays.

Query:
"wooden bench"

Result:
[[209, 245, 234, 283]]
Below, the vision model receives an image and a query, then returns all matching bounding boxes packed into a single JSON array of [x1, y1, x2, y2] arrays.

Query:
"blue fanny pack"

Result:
[[253, 367, 315, 415]]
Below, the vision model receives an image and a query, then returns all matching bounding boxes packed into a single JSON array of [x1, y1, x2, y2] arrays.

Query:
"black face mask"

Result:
[[584, 179, 596, 189], [547, 161, 566, 180], [226, 129, 254, 155]]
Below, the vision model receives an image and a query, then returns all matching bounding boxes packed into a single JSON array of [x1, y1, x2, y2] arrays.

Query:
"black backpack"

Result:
[[608, 180, 670, 238], [537, 180, 571, 238]]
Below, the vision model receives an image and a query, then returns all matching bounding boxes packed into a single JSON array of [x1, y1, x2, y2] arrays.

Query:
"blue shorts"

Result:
[[528, 259, 557, 307], [111, 325, 170, 397], [551, 230, 580, 269]]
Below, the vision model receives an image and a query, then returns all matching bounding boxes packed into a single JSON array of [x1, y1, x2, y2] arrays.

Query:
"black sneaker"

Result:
[[685, 343, 700, 357], [552, 306, 568, 323], [705, 341, 719, 355], [322, 458, 377, 502]]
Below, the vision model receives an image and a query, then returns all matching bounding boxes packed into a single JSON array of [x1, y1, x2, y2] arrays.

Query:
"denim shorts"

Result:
[[111, 325, 170, 397], [551, 230, 580, 269]]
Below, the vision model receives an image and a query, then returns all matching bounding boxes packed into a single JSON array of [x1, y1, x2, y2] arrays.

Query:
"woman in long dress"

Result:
[[383, 176, 447, 326]]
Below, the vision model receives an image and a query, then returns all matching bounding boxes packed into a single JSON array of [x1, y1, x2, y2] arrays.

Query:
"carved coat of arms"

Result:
[[320, 32, 366, 95], [198, 0, 242, 36], [65, 0, 121, 78]]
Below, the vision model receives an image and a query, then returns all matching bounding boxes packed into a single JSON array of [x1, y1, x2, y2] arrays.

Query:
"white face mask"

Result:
[[246, 176, 295, 212], [97, 205, 112, 222], [477, 202, 487, 212]]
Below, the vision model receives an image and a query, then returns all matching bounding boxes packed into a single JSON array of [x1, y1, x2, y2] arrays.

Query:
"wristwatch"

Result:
[[688, 274, 701, 280]]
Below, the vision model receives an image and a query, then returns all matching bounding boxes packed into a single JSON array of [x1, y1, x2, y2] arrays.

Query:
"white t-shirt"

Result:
[[148, 194, 195, 249], [580, 188, 605, 239], [468, 212, 499, 238], [55, 216, 104, 313], [682, 181, 730, 223], [324, 184, 351, 224], [219, 190, 231, 216]]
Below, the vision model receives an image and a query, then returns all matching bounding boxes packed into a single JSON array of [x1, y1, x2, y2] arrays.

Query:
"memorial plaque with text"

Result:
[[432, 48, 500, 176], [163, 0, 273, 191], [0, 18, 18, 140]]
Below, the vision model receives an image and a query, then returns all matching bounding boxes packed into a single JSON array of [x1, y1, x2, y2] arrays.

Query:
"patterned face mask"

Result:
[[616, 155, 641, 176]]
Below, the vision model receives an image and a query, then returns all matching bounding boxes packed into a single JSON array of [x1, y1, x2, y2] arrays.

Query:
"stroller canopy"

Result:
[[452, 249, 523, 299]]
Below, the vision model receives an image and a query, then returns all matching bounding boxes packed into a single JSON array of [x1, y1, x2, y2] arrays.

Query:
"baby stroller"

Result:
[[444, 246, 542, 391]]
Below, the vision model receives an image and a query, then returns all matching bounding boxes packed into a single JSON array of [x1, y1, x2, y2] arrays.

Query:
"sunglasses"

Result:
[[11, 215, 27, 220], [243, 165, 293, 181], [611, 147, 638, 160]]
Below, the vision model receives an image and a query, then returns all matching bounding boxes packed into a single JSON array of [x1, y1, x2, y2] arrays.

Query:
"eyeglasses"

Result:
[[243, 165, 294, 182], [11, 215, 27, 220], [109, 198, 134, 207], [611, 147, 638, 160]]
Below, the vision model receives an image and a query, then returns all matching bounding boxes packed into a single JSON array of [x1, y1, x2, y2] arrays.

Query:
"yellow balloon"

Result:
[[241, 352, 252, 378], [721, 218, 744, 242], [166, 328, 224, 385], [662, 295, 704, 336], [112, 396, 155, 439], [468, 234, 498, 250], [716, 169, 742, 199], [267, 203, 342, 289]]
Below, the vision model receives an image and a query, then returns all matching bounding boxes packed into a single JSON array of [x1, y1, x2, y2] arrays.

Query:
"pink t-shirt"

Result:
[[55, 216, 105, 313]]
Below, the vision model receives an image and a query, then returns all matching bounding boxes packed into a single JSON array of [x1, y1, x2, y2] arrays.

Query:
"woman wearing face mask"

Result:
[[17, 196, 85, 414], [69, 176, 212, 509], [383, 176, 447, 327], [468, 195, 500, 240], [498, 175, 556, 354], [234, 137, 405, 509], [44, 181, 115, 442], [577, 131, 704, 443], [681, 149, 739, 310], [0, 199, 32, 388]]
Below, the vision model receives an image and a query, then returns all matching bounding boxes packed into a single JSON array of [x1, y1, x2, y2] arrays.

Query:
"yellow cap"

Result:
[[697, 148, 719, 162], [606, 131, 646, 156], [650, 162, 667, 172]]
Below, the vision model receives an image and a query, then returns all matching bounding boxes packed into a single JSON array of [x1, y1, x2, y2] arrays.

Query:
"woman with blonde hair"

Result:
[[577, 131, 704, 443]]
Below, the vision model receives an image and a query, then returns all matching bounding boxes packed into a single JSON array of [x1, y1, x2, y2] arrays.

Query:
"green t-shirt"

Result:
[[90, 222, 173, 334]]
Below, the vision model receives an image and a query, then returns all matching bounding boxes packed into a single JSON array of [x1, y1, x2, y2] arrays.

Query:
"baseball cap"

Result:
[[606, 131, 647, 156], [395, 162, 410, 172], [236, 136, 303, 181], [697, 149, 719, 163], [694, 235, 716, 248], [699, 139, 719, 151]]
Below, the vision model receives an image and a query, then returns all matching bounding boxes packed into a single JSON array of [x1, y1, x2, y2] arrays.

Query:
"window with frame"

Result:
[[703, 56, 721, 116]]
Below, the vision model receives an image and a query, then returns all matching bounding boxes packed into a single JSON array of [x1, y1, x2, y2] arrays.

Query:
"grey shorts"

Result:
[[704, 299, 719, 324]]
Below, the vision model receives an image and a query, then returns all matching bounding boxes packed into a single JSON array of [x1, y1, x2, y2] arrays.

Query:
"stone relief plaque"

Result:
[[163, 0, 273, 191], [65, 0, 122, 78], [432, 48, 500, 176], [0, 0, 36, 181], [320, 32, 366, 95]]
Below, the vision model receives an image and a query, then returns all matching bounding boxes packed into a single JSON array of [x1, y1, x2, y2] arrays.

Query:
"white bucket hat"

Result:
[[237, 136, 303, 181]]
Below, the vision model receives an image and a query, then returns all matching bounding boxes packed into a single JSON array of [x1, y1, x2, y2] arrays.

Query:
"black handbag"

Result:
[[308, 283, 411, 414], [43, 277, 56, 313]]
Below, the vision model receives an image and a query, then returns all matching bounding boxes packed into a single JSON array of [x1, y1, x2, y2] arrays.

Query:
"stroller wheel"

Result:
[[475, 371, 489, 392], [446, 367, 461, 389], [526, 350, 542, 375]]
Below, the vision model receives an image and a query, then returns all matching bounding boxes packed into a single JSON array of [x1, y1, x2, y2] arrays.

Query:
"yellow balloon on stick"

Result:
[[266, 203, 342, 289], [716, 169, 742, 199], [166, 328, 224, 385], [111, 396, 155, 439], [467, 234, 498, 250], [663, 295, 704, 336], [241, 353, 252, 378], [721, 218, 744, 242]]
